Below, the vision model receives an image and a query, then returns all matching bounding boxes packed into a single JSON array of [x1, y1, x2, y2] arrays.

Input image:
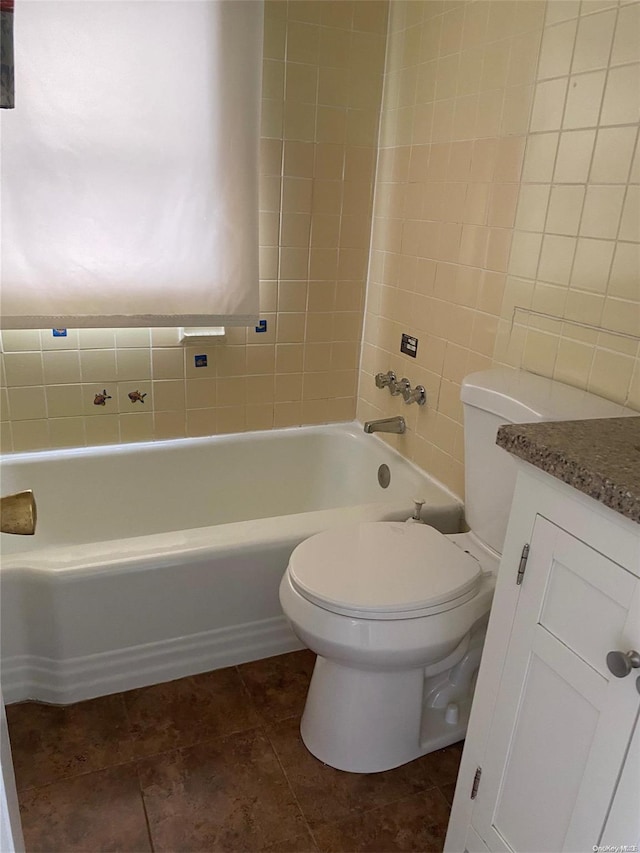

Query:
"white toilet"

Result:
[[279, 368, 631, 773]]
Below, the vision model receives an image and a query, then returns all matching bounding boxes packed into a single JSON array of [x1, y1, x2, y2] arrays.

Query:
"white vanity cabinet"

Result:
[[445, 461, 640, 853]]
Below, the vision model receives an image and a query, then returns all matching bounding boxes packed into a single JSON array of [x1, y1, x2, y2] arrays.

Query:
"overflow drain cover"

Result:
[[378, 464, 391, 489]]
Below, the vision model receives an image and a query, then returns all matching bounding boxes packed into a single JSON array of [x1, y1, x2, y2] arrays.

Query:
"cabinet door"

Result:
[[472, 517, 640, 853]]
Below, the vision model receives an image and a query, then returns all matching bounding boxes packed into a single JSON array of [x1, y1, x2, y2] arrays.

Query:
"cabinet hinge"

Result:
[[470, 766, 482, 799], [516, 543, 530, 586]]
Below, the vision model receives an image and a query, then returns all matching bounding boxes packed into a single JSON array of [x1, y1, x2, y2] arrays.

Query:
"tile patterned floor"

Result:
[[6, 650, 462, 852]]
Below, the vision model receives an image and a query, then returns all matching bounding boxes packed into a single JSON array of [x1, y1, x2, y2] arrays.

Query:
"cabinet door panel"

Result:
[[493, 636, 602, 852], [540, 556, 632, 678], [473, 517, 640, 853]]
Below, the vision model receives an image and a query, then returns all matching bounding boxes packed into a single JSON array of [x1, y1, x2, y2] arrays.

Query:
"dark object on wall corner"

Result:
[[0, 0, 14, 109]]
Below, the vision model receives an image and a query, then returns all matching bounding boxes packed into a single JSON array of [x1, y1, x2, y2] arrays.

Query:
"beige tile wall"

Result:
[[0, 0, 387, 453], [358, 0, 548, 496], [357, 0, 639, 498], [494, 0, 640, 406]]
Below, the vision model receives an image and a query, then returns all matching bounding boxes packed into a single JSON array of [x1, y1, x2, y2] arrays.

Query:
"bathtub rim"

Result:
[[1, 420, 379, 464], [1, 420, 463, 576], [1, 499, 464, 577], [0, 421, 461, 512]]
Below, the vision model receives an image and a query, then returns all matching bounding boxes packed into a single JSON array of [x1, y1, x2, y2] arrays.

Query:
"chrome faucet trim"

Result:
[[375, 371, 396, 389], [363, 416, 406, 434], [401, 381, 427, 406], [390, 377, 410, 397], [375, 371, 427, 407]]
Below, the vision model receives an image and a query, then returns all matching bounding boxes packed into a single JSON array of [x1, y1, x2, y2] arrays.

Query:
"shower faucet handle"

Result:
[[375, 371, 397, 389], [402, 382, 427, 406], [391, 377, 411, 396]]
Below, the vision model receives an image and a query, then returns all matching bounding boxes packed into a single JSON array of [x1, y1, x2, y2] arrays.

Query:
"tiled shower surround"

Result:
[[1, 0, 639, 499]]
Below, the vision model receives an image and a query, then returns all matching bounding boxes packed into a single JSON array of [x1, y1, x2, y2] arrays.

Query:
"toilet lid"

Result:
[[288, 521, 482, 620]]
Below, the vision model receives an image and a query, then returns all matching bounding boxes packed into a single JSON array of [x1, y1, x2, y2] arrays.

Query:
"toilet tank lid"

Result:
[[461, 368, 636, 424]]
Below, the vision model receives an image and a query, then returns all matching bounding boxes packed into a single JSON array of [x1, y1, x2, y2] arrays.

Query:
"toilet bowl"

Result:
[[279, 521, 497, 773]]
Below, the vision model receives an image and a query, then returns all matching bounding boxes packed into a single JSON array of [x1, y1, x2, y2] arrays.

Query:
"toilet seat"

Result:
[[288, 521, 482, 620]]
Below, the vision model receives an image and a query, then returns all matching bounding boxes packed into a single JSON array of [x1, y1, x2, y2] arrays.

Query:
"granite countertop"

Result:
[[496, 416, 640, 524]]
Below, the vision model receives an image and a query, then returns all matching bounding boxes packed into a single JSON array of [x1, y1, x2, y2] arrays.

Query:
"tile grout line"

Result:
[[14, 755, 137, 797], [134, 761, 156, 853], [287, 777, 454, 851], [14, 755, 156, 852], [234, 656, 323, 848], [120, 685, 156, 853], [120, 686, 157, 853], [260, 719, 322, 852]]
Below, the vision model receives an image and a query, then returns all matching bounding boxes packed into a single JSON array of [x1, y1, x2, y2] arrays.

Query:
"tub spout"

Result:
[[1, 490, 37, 535], [363, 416, 406, 435]]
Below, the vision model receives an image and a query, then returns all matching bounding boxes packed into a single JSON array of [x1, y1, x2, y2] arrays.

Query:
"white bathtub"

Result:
[[0, 422, 462, 704]]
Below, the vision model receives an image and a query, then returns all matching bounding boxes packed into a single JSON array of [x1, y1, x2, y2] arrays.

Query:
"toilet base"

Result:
[[301, 657, 424, 773], [300, 625, 485, 773], [300, 656, 470, 774]]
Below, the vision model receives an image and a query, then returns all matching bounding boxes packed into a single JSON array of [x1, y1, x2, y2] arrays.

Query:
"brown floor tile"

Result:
[[439, 781, 457, 805], [265, 717, 441, 830], [418, 742, 464, 787], [6, 694, 135, 791], [123, 665, 261, 758], [137, 728, 307, 852], [263, 830, 319, 852], [18, 764, 151, 853], [237, 649, 316, 723], [7, 655, 465, 853], [313, 790, 450, 853]]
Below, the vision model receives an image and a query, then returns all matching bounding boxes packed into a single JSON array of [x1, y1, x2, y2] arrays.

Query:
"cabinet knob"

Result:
[[606, 649, 640, 678]]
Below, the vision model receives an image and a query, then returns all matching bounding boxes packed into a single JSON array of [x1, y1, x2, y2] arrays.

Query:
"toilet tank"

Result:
[[461, 368, 635, 555]]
